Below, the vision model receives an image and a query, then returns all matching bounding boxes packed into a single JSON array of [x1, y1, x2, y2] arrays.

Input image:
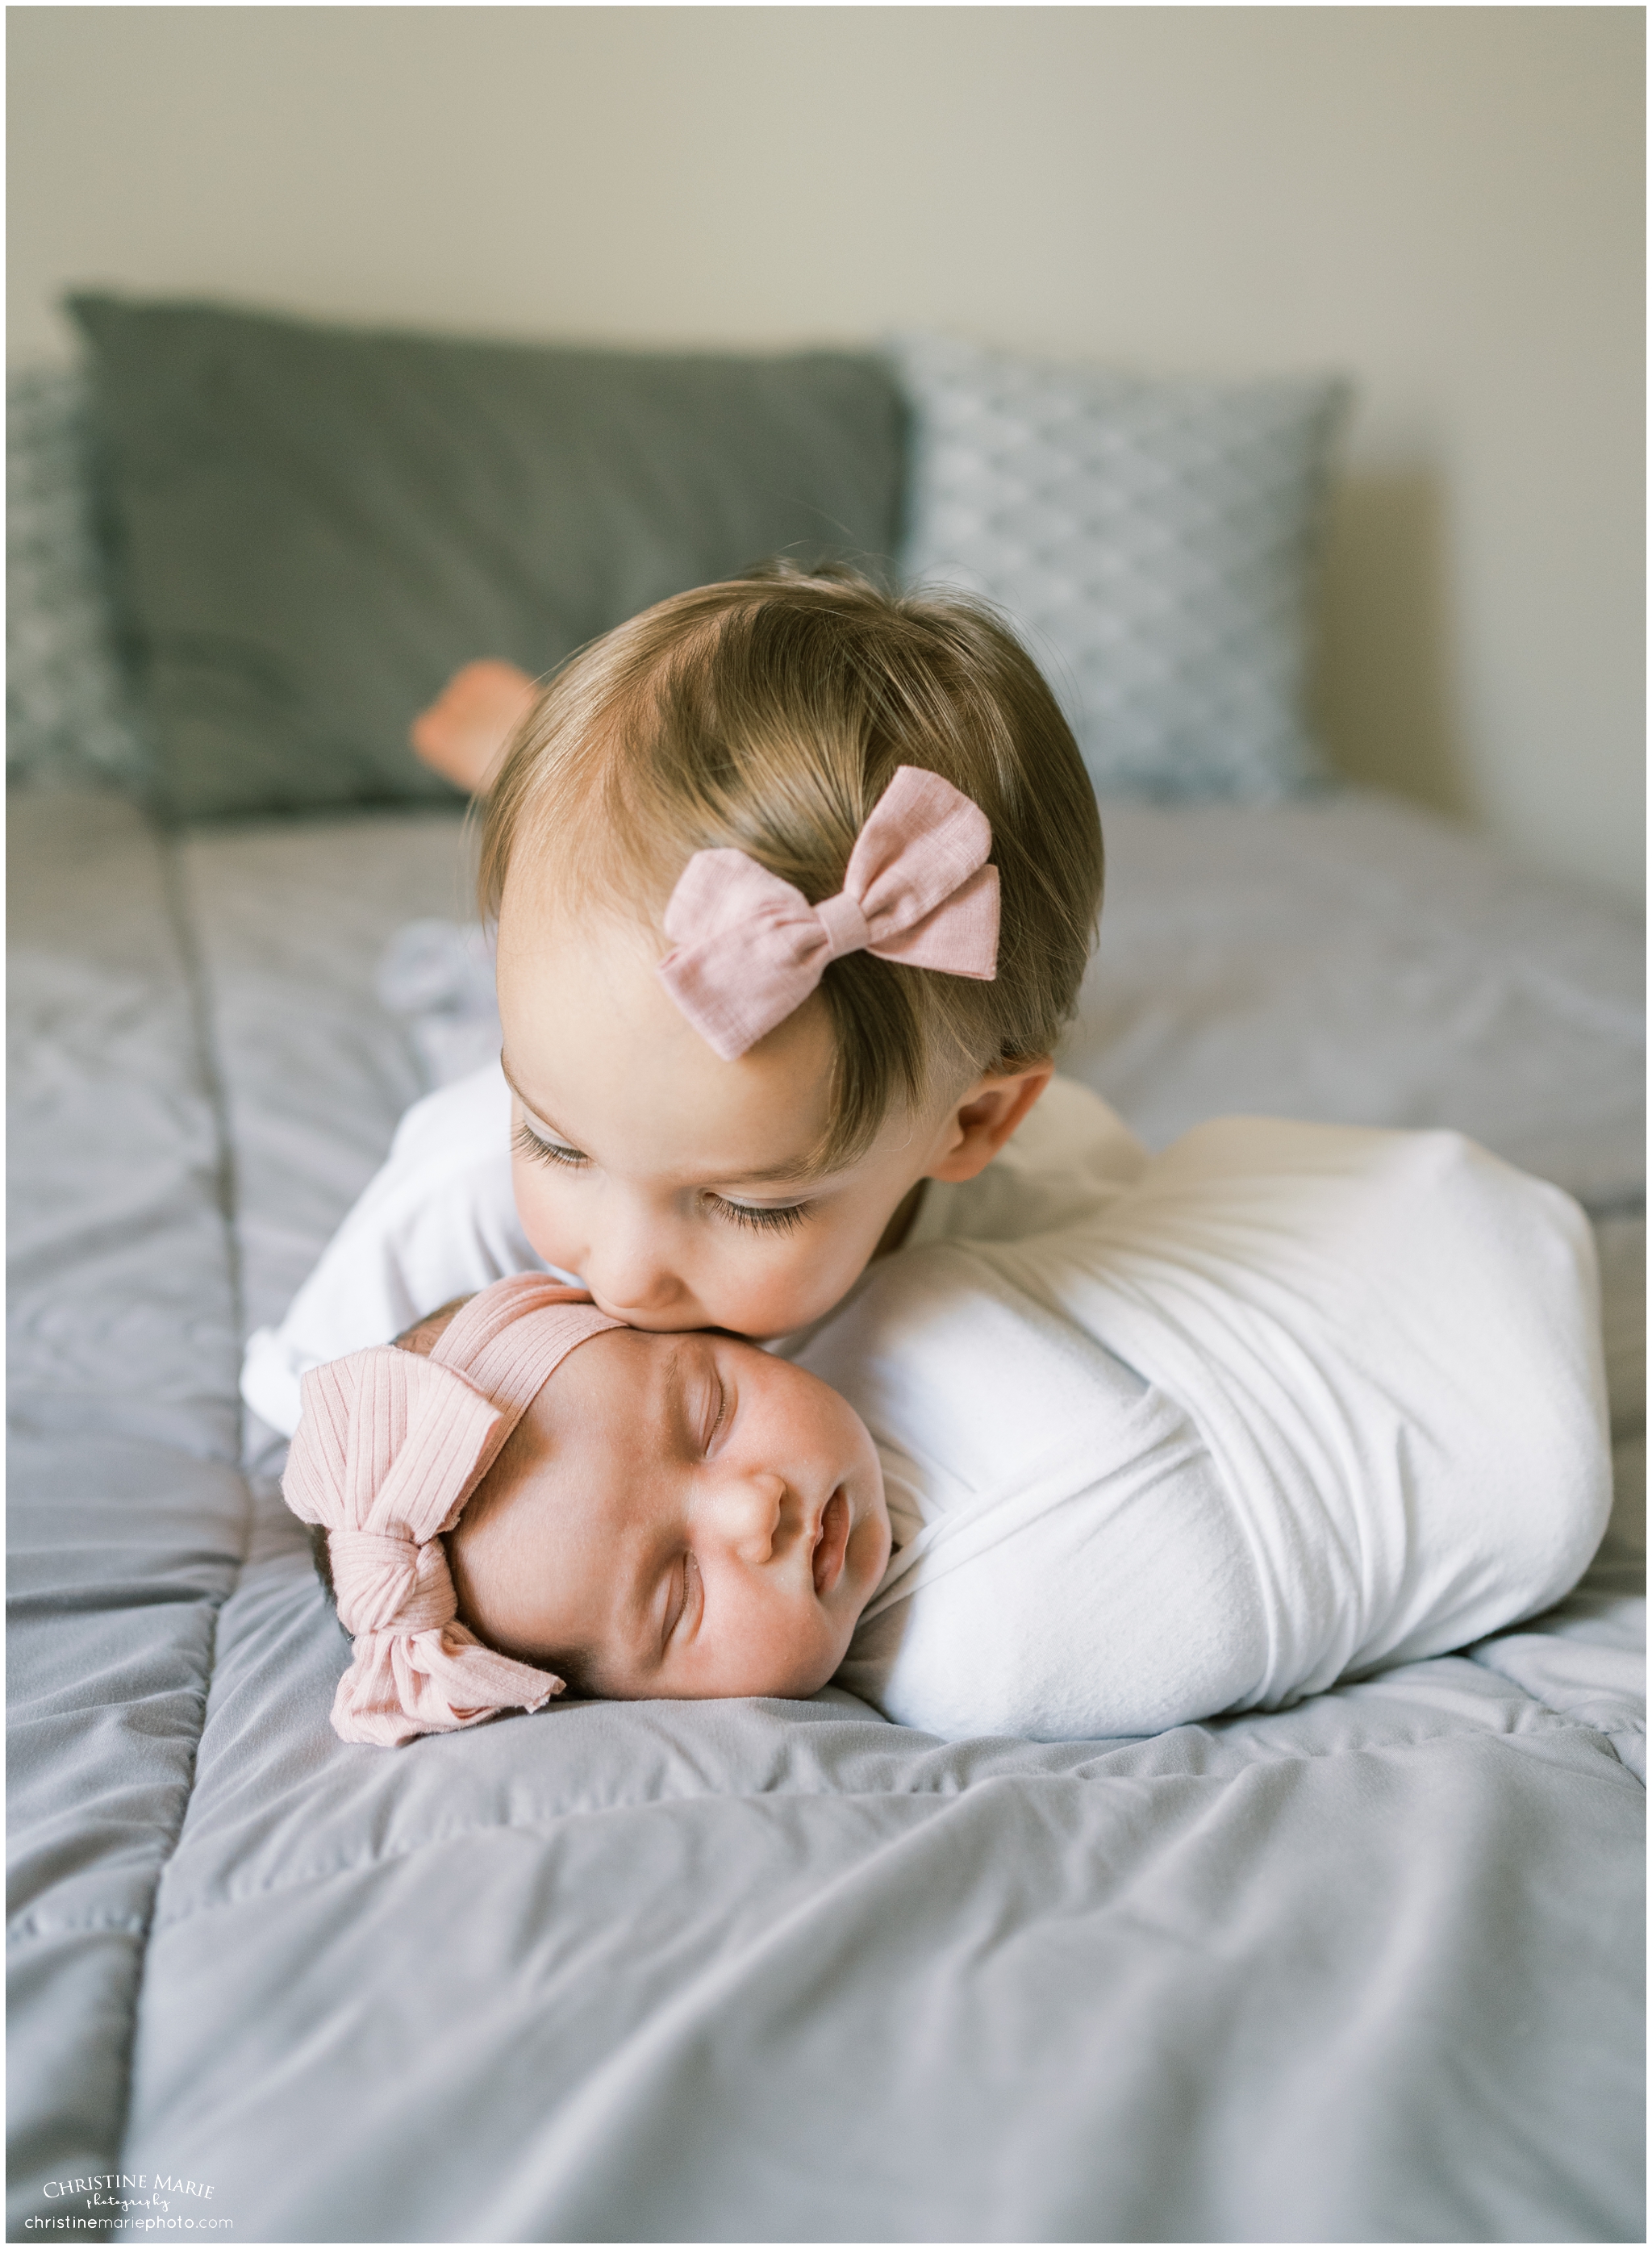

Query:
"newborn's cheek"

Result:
[[805, 1583, 860, 1671], [734, 1588, 832, 1699]]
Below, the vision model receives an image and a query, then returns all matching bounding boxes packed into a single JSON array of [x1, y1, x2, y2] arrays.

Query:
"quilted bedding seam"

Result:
[[103, 835, 253, 2167], [1593, 1721, 1646, 1784], [143, 1704, 1641, 1934], [8, 1909, 157, 1945], [158, 831, 250, 1478]]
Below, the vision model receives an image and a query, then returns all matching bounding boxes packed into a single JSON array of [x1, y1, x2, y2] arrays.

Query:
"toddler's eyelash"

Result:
[[514, 1121, 587, 1170], [514, 1122, 809, 1234], [707, 1195, 811, 1236]]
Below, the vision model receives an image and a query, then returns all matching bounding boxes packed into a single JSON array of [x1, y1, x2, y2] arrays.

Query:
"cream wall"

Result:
[[8, 6, 1644, 899]]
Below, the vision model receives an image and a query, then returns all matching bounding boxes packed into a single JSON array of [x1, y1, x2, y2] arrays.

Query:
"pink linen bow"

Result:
[[282, 1275, 623, 1746], [656, 765, 999, 1061]]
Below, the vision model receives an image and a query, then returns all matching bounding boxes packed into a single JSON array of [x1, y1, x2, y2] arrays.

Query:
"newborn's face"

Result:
[[448, 1329, 891, 1700]]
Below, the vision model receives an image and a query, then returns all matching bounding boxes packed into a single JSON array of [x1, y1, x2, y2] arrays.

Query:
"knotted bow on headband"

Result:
[[657, 765, 999, 1061], [282, 1275, 624, 1746]]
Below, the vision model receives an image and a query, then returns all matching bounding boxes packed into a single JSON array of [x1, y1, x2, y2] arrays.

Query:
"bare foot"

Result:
[[411, 660, 539, 795]]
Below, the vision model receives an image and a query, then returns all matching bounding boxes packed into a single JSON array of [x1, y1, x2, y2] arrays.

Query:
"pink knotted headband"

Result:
[[656, 765, 999, 1061], [282, 1274, 625, 1746]]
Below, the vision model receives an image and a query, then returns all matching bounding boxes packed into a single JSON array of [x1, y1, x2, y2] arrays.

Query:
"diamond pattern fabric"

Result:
[[895, 336, 1349, 800], [6, 365, 150, 791]]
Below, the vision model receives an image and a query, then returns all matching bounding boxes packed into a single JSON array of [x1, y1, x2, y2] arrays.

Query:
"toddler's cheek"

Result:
[[727, 1241, 866, 1340], [712, 1266, 830, 1343], [512, 1166, 577, 1271]]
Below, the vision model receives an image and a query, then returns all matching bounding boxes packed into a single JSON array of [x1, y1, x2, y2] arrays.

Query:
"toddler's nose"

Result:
[[699, 1471, 788, 1567], [580, 1214, 686, 1319]]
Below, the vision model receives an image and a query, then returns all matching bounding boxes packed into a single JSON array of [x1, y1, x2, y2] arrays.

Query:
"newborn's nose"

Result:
[[699, 1471, 788, 1566]]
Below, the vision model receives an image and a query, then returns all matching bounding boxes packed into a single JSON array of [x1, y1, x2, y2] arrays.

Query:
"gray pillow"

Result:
[[895, 334, 1349, 800], [69, 295, 907, 820], [6, 364, 151, 795]]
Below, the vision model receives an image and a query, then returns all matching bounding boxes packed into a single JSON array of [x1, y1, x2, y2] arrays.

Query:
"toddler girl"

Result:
[[269, 569, 1608, 1750], [243, 562, 1128, 1431]]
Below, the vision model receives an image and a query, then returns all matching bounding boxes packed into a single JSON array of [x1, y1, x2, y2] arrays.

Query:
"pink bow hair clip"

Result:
[[655, 766, 1000, 1061]]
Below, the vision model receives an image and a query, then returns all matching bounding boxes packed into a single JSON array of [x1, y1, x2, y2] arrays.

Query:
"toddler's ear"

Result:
[[924, 1062, 1053, 1184]]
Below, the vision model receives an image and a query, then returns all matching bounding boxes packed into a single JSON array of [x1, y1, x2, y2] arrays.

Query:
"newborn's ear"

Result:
[[393, 1296, 473, 1357]]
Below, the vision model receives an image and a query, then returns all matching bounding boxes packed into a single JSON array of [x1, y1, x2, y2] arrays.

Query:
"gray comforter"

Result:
[[9, 784, 1644, 2243]]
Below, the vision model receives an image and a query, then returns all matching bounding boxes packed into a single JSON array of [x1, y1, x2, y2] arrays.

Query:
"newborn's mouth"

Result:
[[811, 1487, 851, 1596]]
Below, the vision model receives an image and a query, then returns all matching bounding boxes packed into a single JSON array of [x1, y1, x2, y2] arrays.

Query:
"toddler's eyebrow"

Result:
[[499, 1053, 573, 1137], [725, 1152, 834, 1187]]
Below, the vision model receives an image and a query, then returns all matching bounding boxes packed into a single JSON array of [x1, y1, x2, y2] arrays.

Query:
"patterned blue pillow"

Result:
[[895, 335, 1349, 800], [6, 365, 149, 792]]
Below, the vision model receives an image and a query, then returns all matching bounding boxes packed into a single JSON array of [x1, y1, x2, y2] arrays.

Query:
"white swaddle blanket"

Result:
[[796, 1118, 1610, 1742]]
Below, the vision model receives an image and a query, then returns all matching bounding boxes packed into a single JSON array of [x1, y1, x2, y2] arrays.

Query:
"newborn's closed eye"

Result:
[[704, 1371, 729, 1453], [680, 1338, 731, 1456], [662, 1552, 701, 1649]]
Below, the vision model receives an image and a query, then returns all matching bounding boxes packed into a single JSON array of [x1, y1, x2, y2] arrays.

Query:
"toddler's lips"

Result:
[[811, 1487, 851, 1596]]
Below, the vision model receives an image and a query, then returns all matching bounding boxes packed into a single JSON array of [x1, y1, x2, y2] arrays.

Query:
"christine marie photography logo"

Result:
[[27, 2173, 232, 2233]]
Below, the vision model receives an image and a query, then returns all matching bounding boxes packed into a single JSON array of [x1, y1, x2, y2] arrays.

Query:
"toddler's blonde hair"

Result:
[[480, 562, 1103, 1169]]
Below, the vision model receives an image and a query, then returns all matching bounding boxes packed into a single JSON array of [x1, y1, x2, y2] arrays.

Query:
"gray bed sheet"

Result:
[[8, 784, 1644, 2244]]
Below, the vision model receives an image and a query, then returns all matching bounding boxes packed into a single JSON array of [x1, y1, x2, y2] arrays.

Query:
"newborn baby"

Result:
[[433, 1306, 890, 1700], [286, 1276, 891, 1742], [288, 1119, 1611, 1747]]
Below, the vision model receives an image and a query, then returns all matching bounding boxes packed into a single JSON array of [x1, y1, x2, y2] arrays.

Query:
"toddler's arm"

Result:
[[409, 660, 538, 795], [240, 1062, 566, 1437]]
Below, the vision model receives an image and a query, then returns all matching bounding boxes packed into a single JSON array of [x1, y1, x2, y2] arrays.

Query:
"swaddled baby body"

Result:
[[810, 1116, 1611, 1739], [288, 1115, 1610, 1746]]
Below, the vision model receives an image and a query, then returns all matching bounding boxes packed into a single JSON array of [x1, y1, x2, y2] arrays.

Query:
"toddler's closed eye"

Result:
[[705, 1195, 811, 1234], [515, 1120, 588, 1170]]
